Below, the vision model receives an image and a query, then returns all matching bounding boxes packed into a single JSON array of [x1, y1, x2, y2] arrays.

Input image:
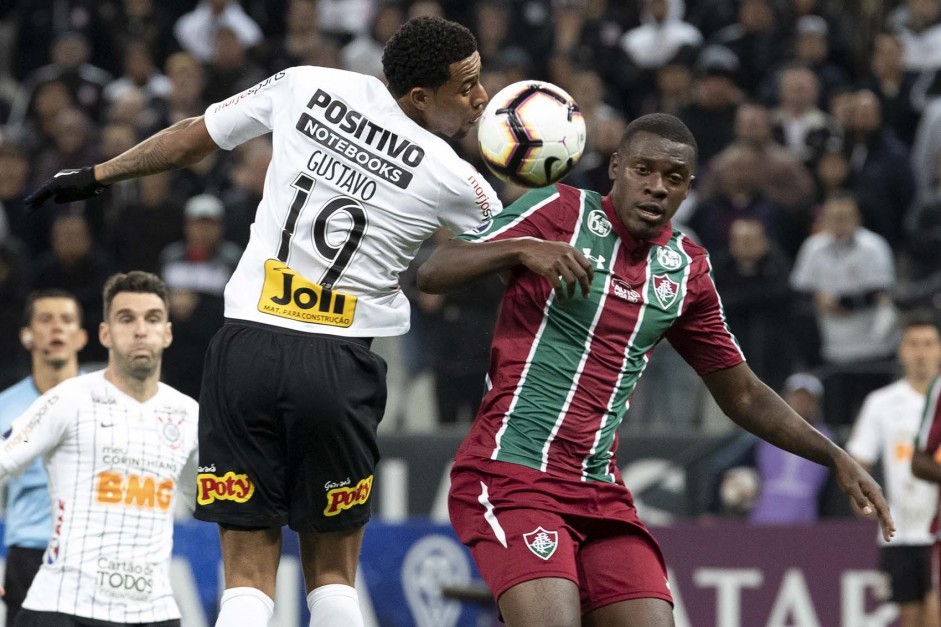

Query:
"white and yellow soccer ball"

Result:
[[477, 80, 587, 188]]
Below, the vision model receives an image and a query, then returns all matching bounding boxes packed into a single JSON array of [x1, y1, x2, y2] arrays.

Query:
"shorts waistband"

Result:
[[224, 318, 373, 349]]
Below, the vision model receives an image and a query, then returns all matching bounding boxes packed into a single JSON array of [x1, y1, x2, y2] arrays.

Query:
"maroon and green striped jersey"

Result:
[[454, 183, 745, 483]]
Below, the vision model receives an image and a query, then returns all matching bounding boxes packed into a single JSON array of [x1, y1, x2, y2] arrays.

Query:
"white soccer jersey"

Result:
[[846, 379, 939, 545], [0, 371, 198, 622], [204, 66, 502, 337]]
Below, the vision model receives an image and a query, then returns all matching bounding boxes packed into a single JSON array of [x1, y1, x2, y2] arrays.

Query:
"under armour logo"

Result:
[[582, 248, 606, 270]]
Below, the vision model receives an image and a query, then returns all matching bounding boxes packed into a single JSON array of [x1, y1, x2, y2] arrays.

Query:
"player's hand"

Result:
[[24, 166, 109, 210], [834, 452, 895, 542], [518, 239, 594, 300]]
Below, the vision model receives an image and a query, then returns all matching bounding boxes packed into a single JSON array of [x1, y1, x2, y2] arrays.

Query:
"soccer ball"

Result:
[[477, 80, 587, 188]]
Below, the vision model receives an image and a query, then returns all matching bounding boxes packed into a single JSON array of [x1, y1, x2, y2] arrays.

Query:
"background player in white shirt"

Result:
[[0, 290, 87, 627], [24, 16, 501, 627], [0, 272, 198, 627], [847, 312, 941, 627]]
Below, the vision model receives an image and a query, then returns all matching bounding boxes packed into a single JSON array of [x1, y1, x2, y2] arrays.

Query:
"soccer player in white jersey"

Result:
[[24, 16, 500, 627], [0, 272, 198, 627], [847, 312, 941, 627], [417, 113, 894, 627], [0, 290, 87, 627]]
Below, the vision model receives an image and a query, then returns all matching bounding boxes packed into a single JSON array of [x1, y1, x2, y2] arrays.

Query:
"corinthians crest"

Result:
[[652, 275, 680, 309], [523, 527, 559, 560]]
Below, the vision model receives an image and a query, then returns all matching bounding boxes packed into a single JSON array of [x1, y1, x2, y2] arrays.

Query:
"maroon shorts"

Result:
[[448, 458, 672, 615]]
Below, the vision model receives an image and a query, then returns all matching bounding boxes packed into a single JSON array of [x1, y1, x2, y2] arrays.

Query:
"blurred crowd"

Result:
[[0, 0, 939, 430]]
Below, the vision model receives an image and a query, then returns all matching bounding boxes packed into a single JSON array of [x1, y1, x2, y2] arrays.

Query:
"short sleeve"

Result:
[[456, 184, 570, 243], [0, 388, 71, 477], [203, 70, 291, 150], [665, 254, 746, 376], [435, 166, 504, 235], [846, 395, 881, 464]]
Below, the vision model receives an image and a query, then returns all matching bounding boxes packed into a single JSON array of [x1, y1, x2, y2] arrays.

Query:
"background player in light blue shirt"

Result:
[[0, 289, 86, 627]]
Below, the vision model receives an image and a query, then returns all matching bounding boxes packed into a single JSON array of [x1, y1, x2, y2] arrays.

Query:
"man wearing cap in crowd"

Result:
[[709, 371, 833, 522], [846, 312, 941, 627], [158, 193, 243, 398]]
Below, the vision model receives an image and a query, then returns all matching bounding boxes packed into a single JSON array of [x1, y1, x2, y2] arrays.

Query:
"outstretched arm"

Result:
[[95, 116, 218, 184], [26, 117, 219, 208], [703, 363, 896, 541], [416, 237, 594, 299]]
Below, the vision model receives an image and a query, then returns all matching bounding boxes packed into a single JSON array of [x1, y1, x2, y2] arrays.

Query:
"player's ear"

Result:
[[99, 322, 111, 349], [20, 329, 33, 351], [75, 328, 88, 352], [163, 321, 173, 349], [608, 151, 620, 181], [408, 86, 430, 112]]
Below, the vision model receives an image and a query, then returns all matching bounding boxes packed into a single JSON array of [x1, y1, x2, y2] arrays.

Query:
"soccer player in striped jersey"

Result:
[[24, 16, 500, 627], [0, 272, 198, 627], [419, 113, 895, 626], [913, 350, 941, 620]]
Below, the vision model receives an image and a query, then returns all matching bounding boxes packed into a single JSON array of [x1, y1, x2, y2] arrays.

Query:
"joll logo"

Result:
[[523, 527, 559, 560], [652, 275, 679, 309], [324, 475, 373, 516], [197, 471, 255, 505]]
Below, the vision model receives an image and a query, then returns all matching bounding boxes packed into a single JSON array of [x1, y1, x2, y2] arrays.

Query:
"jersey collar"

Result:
[[601, 194, 673, 255]]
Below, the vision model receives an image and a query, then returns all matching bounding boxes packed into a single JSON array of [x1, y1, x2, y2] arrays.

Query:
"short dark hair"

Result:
[[619, 113, 698, 170], [102, 271, 170, 319], [22, 289, 83, 327], [901, 309, 941, 334], [382, 16, 478, 98]]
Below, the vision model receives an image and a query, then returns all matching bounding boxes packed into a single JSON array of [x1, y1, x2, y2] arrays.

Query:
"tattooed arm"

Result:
[[94, 117, 219, 184]]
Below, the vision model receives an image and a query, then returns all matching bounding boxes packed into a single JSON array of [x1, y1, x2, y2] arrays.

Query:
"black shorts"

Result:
[[13, 610, 178, 627], [879, 544, 933, 604], [4, 547, 44, 627], [194, 321, 387, 532]]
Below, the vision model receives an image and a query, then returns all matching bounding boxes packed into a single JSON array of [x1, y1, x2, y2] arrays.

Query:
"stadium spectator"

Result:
[[620, 0, 703, 71], [159, 194, 241, 399], [905, 151, 941, 281], [688, 143, 781, 253], [678, 45, 744, 168], [707, 0, 783, 97], [708, 373, 833, 523], [32, 213, 113, 365], [711, 218, 793, 391], [0, 290, 86, 627], [790, 193, 899, 424], [841, 89, 915, 248], [0, 142, 51, 258], [890, 0, 941, 72], [220, 137, 271, 248], [8, 32, 112, 127], [202, 27, 268, 107], [31, 108, 100, 187], [155, 52, 207, 128], [109, 171, 184, 273], [340, 3, 403, 79], [847, 313, 941, 627], [103, 40, 172, 109], [0, 271, 198, 627], [770, 65, 843, 168], [859, 32, 922, 147], [173, 0, 263, 63]]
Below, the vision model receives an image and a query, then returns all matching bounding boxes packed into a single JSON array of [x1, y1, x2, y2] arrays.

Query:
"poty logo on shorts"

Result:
[[197, 472, 255, 505], [523, 526, 558, 560], [324, 475, 373, 516]]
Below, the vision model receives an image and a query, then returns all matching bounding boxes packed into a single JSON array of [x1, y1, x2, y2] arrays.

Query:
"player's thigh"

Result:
[[583, 598, 675, 627], [449, 466, 581, 604], [498, 577, 582, 627], [298, 527, 366, 591], [576, 521, 672, 616], [281, 335, 387, 533], [196, 324, 289, 528]]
